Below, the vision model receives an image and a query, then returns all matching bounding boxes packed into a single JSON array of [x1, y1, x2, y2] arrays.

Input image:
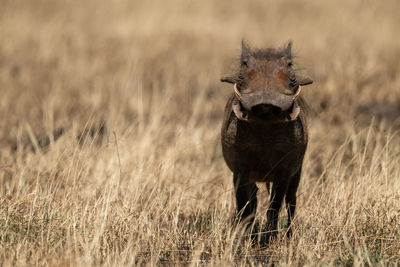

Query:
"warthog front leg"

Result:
[[262, 175, 289, 244], [233, 171, 258, 227]]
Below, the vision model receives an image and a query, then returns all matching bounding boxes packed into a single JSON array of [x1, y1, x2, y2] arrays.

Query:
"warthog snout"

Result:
[[251, 104, 282, 118]]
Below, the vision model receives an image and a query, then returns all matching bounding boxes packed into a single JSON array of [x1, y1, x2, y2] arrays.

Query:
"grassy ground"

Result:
[[1, 0, 400, 265]]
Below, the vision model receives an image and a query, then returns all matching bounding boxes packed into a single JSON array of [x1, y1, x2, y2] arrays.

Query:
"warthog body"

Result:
[[220, 41, 313, 243]]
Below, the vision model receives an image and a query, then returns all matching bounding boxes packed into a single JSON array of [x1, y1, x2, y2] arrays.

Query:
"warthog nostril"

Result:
[[251, 104, 282, 117]]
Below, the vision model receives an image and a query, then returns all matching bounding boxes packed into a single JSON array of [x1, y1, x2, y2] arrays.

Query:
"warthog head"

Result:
[[221, 41, 313, 121]]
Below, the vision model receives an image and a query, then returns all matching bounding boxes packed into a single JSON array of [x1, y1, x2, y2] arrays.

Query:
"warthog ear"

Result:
[[220, 76, 236, 84], [284, 41, 293, 59], [241, 40, 252, 67], [297, 75, 313, 86]]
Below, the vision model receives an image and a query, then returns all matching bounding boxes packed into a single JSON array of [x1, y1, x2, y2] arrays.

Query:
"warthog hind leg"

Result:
[[285, 168, 301, 237]]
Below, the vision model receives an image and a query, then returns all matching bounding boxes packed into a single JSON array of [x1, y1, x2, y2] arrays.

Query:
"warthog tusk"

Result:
[[233, 83, 242, 100], [293, 85, 302, 102]]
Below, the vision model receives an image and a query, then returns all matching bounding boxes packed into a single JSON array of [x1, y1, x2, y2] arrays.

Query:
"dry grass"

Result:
[[1, 0, 400, 265]]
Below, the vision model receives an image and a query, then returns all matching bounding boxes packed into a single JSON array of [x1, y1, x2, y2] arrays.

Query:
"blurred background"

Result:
[[1, 0, 399, 134], [0, 0, 400, 265]]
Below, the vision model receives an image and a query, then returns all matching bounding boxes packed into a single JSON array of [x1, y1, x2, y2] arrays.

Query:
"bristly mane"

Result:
[[241, 41, 292, 62], [249, 47, 292, 61]]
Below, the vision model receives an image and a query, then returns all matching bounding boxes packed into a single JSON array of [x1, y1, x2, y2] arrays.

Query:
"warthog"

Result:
[[220, 41, 313, 244]]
